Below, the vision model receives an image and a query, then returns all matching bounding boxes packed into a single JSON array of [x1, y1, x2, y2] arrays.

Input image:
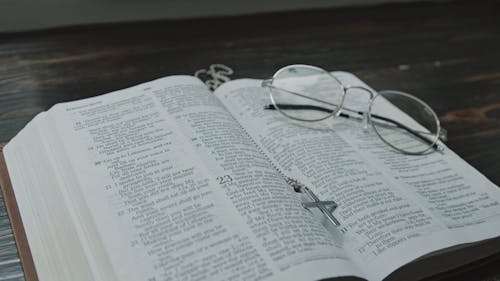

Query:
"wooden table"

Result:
[[1, 0, 500, 280]]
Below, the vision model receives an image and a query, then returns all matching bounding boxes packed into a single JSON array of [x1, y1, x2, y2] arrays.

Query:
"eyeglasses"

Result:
[[262, 64, 447, 155]]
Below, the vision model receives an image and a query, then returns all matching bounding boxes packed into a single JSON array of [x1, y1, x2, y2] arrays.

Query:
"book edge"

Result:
[[0, 143, 40, 281]]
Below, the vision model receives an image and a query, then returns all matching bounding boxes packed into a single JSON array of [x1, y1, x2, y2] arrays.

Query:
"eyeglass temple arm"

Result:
[[264, 104, 445, 150]]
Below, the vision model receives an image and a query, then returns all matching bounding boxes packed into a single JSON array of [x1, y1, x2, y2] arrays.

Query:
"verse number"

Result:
[[217, 175, 233, 184]]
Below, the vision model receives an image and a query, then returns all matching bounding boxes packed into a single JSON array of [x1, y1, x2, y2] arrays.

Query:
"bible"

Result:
[[2, 72, 500, 281]]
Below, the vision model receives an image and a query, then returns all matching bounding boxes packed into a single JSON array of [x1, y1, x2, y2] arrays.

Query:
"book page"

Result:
[[214, 74, 500, 281], [46, 76, 363, 281]]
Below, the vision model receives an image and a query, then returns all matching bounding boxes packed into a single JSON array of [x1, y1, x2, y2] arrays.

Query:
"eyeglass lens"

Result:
[[370, 90, 439, 154], [270, 65, 344, 121]]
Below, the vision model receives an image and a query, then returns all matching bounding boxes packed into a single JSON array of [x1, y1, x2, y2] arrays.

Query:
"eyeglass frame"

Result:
[[261, 64, 447, 155]]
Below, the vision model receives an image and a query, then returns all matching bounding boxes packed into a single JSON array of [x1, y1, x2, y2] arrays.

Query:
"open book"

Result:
[[2, 72, 500, 281]]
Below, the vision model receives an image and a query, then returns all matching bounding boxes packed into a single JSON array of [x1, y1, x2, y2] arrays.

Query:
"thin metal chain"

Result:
[[194, 64, 234, 91]]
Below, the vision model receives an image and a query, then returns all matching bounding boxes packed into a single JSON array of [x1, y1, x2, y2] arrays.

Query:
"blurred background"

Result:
[[1, 0, 427, 32]]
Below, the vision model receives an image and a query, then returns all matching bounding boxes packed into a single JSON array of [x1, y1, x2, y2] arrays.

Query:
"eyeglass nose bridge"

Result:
[[343, 85, 377, 130], [344, 85, 376, 100]]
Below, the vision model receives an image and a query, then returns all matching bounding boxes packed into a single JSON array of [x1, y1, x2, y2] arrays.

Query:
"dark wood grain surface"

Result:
[[1, 0, 500, 280]]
